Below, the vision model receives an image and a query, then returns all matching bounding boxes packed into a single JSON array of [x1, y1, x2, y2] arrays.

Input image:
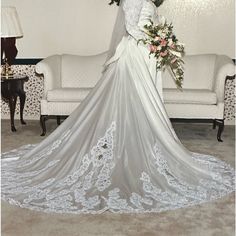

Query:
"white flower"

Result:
[[170, 50, 182, 58], [161, 33, 166, 38], [168, 39, 173, 45]]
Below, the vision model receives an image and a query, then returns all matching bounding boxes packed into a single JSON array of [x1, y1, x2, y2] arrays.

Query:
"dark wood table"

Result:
[[1, 75, 29, 132]]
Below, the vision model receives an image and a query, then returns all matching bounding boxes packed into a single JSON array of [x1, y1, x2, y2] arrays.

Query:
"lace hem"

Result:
[[2, 126, 234, 214]]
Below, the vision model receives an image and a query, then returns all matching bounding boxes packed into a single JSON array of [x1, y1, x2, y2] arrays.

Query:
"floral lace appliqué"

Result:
[[1, 130, 234, 214]]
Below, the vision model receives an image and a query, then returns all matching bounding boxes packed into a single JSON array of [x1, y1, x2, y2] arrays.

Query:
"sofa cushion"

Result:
[[162, 54, 217, 90], [47, 88, 91, 102], [61, 53, 107, 88], [163, 88, 217, 105]]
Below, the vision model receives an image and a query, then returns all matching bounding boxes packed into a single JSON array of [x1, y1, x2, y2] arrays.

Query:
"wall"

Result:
[[1, 0, 235, 124], [2, 0, 235, 58], [159, 0, 235, 58], [1, 0, 118, 57]]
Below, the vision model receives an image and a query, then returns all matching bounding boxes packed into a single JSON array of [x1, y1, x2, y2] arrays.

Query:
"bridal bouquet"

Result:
[[139, 18, 185, 88]]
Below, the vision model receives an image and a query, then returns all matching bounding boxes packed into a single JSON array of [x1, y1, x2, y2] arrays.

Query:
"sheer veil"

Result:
[[106, 0, 127, 61]]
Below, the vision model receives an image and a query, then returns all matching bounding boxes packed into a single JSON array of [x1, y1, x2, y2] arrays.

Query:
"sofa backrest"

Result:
[[162, 54, 217, 90], [60, 53, 217, 90], [61, 53, 107, 88]]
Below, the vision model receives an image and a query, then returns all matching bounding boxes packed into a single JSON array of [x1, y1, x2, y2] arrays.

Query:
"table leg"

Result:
[[57, 116, 61, 125], [19, 92, 27, 125], [9, 96, 17, 132], [213, 119, 216, 129]]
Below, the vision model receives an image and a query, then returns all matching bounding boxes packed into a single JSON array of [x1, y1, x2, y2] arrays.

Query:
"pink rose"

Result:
[[160, 39, 167, 47], [149, 45, 157, 53], [160, 51, 168, 57]]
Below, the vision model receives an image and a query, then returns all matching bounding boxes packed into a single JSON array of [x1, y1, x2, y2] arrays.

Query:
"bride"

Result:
[[1, 0, 234, 214]]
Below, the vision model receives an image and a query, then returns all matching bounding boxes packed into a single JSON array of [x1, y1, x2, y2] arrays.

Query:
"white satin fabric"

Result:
[[1, 36, 234, 214]]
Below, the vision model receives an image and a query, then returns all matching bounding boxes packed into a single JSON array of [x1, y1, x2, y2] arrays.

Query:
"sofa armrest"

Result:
[[213, 55, 235, 102], [35, 55, 61, 97]]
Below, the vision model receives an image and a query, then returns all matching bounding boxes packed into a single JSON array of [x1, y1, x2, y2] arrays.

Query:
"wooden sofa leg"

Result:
[[216, 119, 224, 142], [213, 119, 217, 129], [57, 116, 61, 125], [40, 115, 48, 136]]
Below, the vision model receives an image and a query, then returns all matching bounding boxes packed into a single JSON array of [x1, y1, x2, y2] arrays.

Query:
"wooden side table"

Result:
[[1, 75, 29, 132]]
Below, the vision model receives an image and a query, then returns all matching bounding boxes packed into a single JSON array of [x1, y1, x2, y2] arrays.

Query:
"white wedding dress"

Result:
[[1, 0, 234, 214]]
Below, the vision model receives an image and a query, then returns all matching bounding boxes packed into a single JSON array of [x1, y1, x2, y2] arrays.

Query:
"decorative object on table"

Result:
[[139, 18, 185, 88], [1, 75, 28, 132], [1, 6, 23, 77]]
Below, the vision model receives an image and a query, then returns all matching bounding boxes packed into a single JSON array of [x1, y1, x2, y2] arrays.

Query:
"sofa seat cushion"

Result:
[[47, 88, 91, 102], [163, 88, 217, 105]]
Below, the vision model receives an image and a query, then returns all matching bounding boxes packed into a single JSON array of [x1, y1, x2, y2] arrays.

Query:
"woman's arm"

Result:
[[137, 1, 156, 29], [123, 0, 158, 40], [123, 0, 145, 40]]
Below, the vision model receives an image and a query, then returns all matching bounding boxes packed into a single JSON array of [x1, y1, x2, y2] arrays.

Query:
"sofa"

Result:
[[36, 53, 235, 141]]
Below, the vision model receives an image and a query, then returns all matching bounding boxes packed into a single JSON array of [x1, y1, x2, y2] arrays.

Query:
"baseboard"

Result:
[[13, 58, 43, 65], [225, 119, 235, 126], [1, 115, 40, 121]]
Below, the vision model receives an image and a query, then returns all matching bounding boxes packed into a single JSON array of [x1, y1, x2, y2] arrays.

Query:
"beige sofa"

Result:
[[36, 53, 235, 141]]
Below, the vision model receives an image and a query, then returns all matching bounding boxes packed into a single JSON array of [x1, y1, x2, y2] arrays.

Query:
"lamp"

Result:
[[1, 6, 23, 77]]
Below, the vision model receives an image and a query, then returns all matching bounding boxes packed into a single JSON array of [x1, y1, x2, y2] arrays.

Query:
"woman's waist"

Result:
[[104, 35, 153, 67]]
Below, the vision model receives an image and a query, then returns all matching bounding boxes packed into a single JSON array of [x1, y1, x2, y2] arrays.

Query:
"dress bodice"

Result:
[[123, 0, 158, 40]]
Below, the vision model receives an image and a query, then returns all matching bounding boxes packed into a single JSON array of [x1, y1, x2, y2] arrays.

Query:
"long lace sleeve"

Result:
[[123, 0, 145, 40], [138, 1, 157, 28], [123, 0, 158, 40]]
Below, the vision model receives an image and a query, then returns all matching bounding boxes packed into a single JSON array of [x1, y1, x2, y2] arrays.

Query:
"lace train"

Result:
[[2, 121, 234, 214], [1, 37, 235, 214]]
